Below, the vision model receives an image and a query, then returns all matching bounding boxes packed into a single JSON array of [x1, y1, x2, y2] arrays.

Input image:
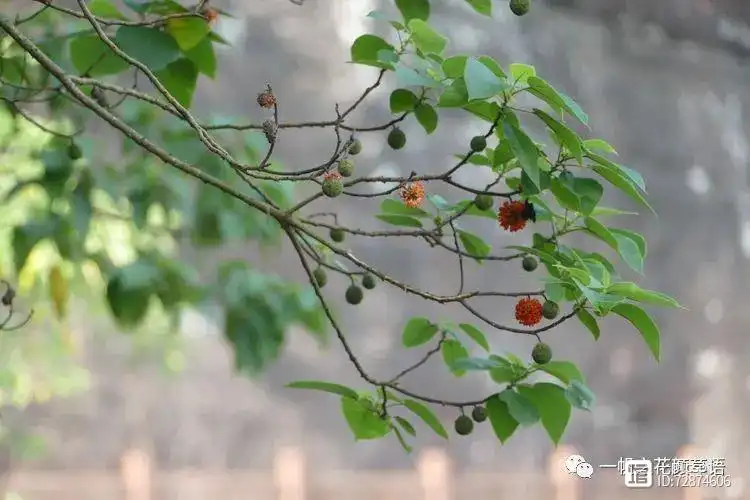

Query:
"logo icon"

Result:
[[623, 458, 653, 488], [565, 454, 594, 479]]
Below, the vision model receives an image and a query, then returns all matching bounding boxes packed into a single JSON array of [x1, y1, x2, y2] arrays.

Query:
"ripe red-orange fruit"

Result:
[[498, 200, 527, 232], [515, 297, 543, 327], [400, 181, 425, 209]]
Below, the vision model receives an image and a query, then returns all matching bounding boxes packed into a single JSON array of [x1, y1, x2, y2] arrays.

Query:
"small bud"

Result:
[[262, 119, 277, 143]]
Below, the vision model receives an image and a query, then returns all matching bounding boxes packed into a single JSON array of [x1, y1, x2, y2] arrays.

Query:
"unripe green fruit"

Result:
[[470, 135, 487, 152], [471, 406, 487, 423], [322, 178, 343, 198], [474, 194, 493, 211], [345, 284, 363, 305], [454, 415, 474, 436], [362, 273, 376, 290], [330, 228, 346, 242], [510, 0, 530, 16], [532, 342, 552, 365], [349, 139, 362, 155], [542, 300, 559, 320], [67, 141, 82, 160], [522, 255, 538, 272], [337, 159, 355, 177], [312, 267, 327, 288], [387, 127, 406, 150]]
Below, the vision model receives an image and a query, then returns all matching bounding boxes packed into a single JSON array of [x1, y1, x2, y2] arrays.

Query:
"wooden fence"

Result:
[[2, 445, 744, 500]]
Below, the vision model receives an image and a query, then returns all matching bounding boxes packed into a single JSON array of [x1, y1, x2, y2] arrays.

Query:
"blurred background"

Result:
[[2, 0, 750, 499]]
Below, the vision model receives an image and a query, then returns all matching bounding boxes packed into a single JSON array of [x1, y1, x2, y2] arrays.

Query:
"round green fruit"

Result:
[[322, 178, 343, 198], [345, 284, 364, 305], [474, 194, 493, 211], [387, 127, 406, 150], [349, 139, 362, 155], [510, 0, 530, 16], [330, 228, 346, 242], [454, 415, 474, 436], [471, 406, 487, 423], [67, 141, 82, 160], [362, 273, 376, 290], [532, 342, 552, 365], [337, 159, 355, 177], [312, 267, 327, 288], [542, 300, 559, 320], [470, 135, 487, 152], [522, 255, 538, 272]]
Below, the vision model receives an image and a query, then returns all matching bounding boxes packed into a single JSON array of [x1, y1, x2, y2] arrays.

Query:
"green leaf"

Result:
[[457, 230, 491, 262], [69, 35, 129, 76], [508, 63, 535, 85], [407, 19, 448, 55], [571, 178, 603, 214], [584, 217, 618, 249], [576, 309, 600, 340], [341, 396, 390, 440], [486, 394, 519, 443], [394, 416, 416, 436], [394, 65, 436, 88], [89, 0, 129, 19], [350, 35, 396, 68], [115, 26, 180, 71], [499, 390, 539, 426], [526, 76, 588, 126], [390, 89, 419, 113], [538, 361, 585, 384], [503, 122, 540, 188], [395, 0, 430, 21], [392, 427, 413, 453], [154, 58, 199, 108], [438, 78, 469, 107], [565, 380, 596, 411], [442, 339, 469, 376], [415, 103, 438, 133], [464, 0, 492, 16], [518, 383, 571, 444], [489, 355, 526, 383], [287, 380, 359, 400], [606, 282, 681, 308], [464, 101, 502, 122], [610, 228, 645, 274], [591, 207, 637, 217], [376, 214, 423, 228], [452, 357, 504, 371], [165, 17, 211, 51], [550, 177, 580, 212], [403, 398, 448, 439], [533, 109, 583, 164], [380, 199, 430, 217], [442, 56, 467, 78], [590, 161, 653, 213], [611, 303, 660, 361], [584, 139, 617, 155], [588, 153, 645, 191], [464, 56, 505, 100], [458, 323, 490, 351], [184, 37, 217, 78], [402, 317, 439, 347]]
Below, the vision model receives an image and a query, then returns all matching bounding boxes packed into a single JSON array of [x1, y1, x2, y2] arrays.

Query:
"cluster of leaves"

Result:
[[0, 0, 681, 453]]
